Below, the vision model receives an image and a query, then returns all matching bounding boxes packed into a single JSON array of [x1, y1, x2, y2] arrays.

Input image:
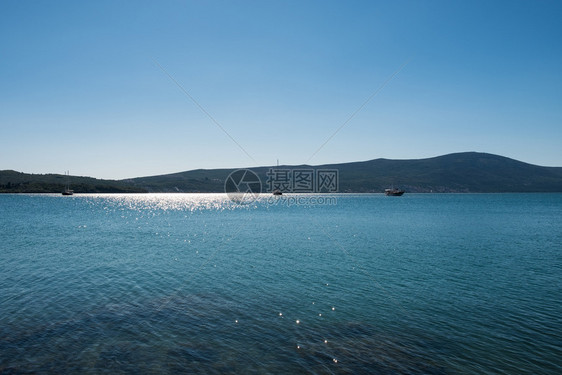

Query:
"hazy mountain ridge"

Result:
[[2, 152, 562, 193]]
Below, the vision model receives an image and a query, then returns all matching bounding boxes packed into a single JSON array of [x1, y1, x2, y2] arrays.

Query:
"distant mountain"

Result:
[[2, 152, 562, 193], [123, 152, 562, 193], [0, 171, 146, 193], [321, 152, 562, 193]]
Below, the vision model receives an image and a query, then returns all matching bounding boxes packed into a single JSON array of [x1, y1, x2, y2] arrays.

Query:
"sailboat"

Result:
[[62, 171, 74, 195], [272, 159, 283, 196]]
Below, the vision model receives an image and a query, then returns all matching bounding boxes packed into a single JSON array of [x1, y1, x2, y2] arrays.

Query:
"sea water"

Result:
[[0, 193, 561, 374]]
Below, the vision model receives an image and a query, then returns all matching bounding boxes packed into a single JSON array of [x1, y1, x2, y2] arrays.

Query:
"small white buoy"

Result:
[[296, 319, 300, 324]]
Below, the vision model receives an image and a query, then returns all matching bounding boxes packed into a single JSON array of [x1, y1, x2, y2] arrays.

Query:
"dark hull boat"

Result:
[[385, 188, 404, 196], [62, 171, 74, 195]]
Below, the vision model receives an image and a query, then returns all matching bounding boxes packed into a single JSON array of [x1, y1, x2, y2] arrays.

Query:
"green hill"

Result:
[[124, 152, 562, 193], [0, 171, 146, 193], [324, 152, 562, 192], [2, 152, 562, 193]]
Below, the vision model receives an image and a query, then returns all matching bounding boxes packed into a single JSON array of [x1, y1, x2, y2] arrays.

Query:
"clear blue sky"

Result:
[[1, 0, 561, 179]]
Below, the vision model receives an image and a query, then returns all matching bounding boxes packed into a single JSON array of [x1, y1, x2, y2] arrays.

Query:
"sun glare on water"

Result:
[[77, 193, 237, 212]]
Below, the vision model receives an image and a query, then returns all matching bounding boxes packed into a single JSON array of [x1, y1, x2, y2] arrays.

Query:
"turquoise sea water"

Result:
[[1, 193, 561, 374]]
